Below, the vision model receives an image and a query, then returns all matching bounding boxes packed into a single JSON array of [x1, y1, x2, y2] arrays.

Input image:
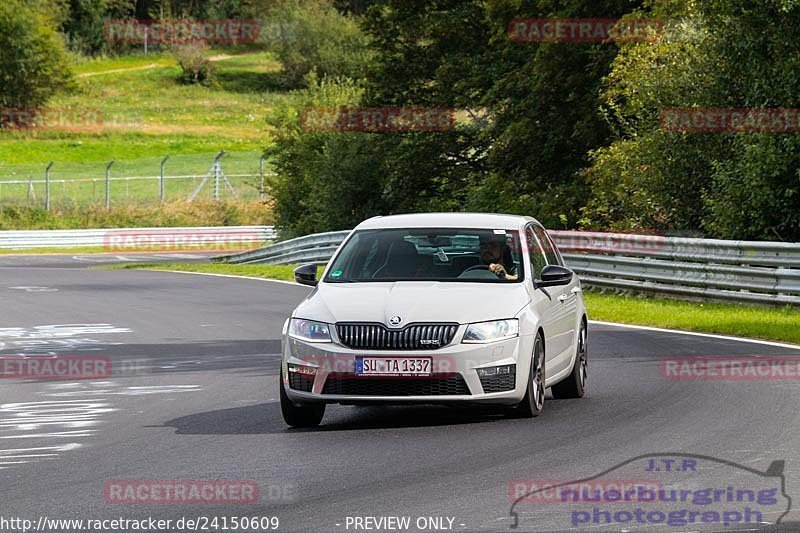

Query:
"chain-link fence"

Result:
[[0, 150, 272, 208]]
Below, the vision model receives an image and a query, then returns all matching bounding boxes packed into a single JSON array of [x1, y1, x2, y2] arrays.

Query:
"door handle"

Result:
[[558, 294, 568, 303]]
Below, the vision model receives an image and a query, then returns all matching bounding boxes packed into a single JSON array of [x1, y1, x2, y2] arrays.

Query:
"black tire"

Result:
[[552, 319, 587, 399], [280, 377, 325, 428], [509, 332, 545, 418]]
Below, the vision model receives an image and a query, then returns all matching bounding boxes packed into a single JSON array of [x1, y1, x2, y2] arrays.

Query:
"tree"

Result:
[[263, 0, 372, 88], [61, 0, 134, 54], [266, 0, 645, 234], [583, 0, 800, 240], [361, 0, 641, 228], [0, 0, 72, 113]]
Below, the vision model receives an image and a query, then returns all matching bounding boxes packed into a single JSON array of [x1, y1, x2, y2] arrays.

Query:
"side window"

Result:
[[552, 237, 565, 265], [543, 229, 565, 266], [525, 227, 547, 279], [533, 225, 560, 265]]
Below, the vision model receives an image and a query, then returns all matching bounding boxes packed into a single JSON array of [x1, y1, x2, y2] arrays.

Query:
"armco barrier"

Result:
[[0, 226, 277, 249], [216, 230, 350, 264], [216, 229, 800, 305]]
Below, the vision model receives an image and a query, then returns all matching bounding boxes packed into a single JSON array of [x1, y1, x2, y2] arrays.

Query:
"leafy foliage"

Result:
[[0, 0, 72, 112], [583, 0, 800, 240], [263, 0, 372, 88], [268, 0, 640, 234], [176, 42, 217, 85]]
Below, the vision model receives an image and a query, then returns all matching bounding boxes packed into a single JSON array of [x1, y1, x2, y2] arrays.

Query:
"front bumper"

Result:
[[281, 330, 532, 405]]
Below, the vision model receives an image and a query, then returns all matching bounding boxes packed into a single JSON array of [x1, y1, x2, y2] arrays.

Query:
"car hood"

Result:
[[294, 281, 530, 325]]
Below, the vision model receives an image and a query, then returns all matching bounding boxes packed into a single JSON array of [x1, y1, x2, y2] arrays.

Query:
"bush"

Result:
[[0, 0, 72, 114], [262, 0, 371, 88], [264, 74, 368, 236], [176, 42, 216, 85]]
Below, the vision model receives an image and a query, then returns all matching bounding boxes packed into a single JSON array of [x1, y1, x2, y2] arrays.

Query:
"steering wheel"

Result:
[[463, 264, 490, 273]]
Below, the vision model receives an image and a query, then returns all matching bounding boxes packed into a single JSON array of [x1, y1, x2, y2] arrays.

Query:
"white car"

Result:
[[280, 213, 587, 427]]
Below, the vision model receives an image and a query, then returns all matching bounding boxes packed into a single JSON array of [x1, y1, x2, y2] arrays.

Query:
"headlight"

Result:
[[288, 318, 332, 343], [462, 319, 519, 343]]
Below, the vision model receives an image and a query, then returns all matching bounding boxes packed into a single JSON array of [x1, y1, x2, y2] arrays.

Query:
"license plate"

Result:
[[355, 357, 432, 376]]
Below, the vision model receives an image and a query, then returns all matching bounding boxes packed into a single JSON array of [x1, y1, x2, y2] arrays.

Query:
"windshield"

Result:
[[324, 228, 524, 283]]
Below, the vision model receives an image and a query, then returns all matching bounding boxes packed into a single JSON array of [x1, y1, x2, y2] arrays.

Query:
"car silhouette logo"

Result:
[[508, 452, 792, 530], [388, 315, 402, 326]]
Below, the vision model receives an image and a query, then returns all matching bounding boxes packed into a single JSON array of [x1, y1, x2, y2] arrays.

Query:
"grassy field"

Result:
[[0, 200, 273, 230], [0, 49, 287, 206], [103, 262, 800, 345]]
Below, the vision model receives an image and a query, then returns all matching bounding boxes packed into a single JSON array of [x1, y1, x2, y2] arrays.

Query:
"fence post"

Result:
[[259, 154, 266, 199], [160, 155, 169, 203], [45, 162, 54, 211], [213, 150, 225, 201], [105, 160, 115, 210]]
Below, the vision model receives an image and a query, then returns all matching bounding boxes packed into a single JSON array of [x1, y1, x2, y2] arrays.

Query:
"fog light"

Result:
[[476, 364, 515, 377], [288, 363, 317, 376]]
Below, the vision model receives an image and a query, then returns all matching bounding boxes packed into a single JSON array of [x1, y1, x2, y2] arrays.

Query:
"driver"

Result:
[[479, 235, 518, 280]]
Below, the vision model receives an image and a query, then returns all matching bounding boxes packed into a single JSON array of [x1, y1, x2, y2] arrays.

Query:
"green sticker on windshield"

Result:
[[331, 269, 343, 278]]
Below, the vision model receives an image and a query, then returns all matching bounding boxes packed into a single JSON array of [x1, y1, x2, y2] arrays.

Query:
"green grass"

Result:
[[0, 50, 288, 206], [102, 262, 302, 281], [103, 263, 800, 345], [0, 200, 273, 230], [583, 291, 800, 345]]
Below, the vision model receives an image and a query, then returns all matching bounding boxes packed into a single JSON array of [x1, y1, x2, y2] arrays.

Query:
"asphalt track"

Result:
[[2, 254, 800, 533]]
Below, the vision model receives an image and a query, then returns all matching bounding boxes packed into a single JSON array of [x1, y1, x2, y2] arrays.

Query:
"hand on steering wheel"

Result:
[[489, 263, 507, 276]]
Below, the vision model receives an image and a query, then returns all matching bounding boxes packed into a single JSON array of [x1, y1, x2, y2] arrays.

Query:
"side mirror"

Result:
[[294, 264, 318, 287], [536, 264, 573, 288]]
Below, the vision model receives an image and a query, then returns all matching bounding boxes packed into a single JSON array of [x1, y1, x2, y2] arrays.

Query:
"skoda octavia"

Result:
[[280, 213, 587, 427]]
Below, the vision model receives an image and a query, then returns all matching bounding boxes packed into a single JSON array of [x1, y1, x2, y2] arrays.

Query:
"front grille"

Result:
[[322, 373, 471, 396], [288, 372, 314, 392], [479, 371, 516, 393], [336, 323, 458, 350]]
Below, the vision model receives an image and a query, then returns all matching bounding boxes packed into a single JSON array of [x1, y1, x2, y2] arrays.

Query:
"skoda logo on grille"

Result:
[[388, 315, 403, 327]]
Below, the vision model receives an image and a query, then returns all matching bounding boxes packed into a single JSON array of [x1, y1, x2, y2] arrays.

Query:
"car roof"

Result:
[[354, 212, 538, 230]]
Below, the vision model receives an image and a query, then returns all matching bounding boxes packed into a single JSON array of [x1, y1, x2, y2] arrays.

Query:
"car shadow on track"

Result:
[[162, 402, 522, 434]]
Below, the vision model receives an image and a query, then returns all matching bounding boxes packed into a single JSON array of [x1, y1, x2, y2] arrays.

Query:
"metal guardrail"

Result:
[[216, 229, 800, 305], [549, 231, 800, 304], [551, 231, 800, 268], [0, 226, 277, 249], [216, 230, 351, 264]]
